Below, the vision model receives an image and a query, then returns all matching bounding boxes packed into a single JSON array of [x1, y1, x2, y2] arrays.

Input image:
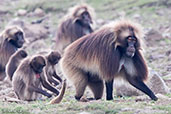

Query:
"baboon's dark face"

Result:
[[76, 11, 92, 27], [118, 28, 138, 58], [19, 50, 27, 58], [31, 56, 46, 74], [125, 36, 136, 58], [48, 52, 61, 65], [9, 31, 25, 48]]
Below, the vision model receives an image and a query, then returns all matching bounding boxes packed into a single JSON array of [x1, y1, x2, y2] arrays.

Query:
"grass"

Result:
[[1, 96, 170, 114], [164, 39, 171, 44], [0, 105, 30, 114], [152, 105, 171, 112]]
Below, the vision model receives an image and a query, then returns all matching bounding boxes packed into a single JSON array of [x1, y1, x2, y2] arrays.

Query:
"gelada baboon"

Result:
[[12, 55, 61, 101], [6, 49, 27, 81], [55, 4, 95, 54], [60, 19, 158, 101], [0, 26, 25, 81], [44, 51, 62, 86]]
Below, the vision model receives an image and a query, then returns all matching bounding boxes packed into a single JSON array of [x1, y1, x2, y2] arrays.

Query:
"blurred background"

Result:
[[1, 0, 170, 77]]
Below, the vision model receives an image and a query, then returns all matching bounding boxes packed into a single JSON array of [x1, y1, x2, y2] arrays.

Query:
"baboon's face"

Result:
[[31, 56, 46, 74], [48, 52, 61, 65], [125, 35, 136, 58], [9, 30, 25, 48], [80, 11, 92, 26], [19, 50, 27, 58], [118, 27, 138, 58], [76, 11, 92, 27]]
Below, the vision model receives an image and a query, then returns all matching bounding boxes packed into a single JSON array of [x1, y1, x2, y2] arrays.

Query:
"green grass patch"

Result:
[[0, 106, 30, 114], [86, 102, 120, 114], [153, 105, 171, 112]]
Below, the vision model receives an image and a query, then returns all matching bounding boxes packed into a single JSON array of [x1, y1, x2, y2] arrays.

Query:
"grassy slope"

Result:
[[0, 0, 171, 114]]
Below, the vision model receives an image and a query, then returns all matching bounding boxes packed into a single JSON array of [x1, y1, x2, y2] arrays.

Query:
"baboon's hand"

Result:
[[54, 81, 59, 86], [45, 93, 52, 98]]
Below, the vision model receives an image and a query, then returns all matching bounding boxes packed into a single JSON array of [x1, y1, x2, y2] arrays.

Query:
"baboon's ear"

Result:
[[135, 38, 142, 50], [73, 17, 80, 23], [7, 37, 12, 42], [6, 31, 12, 41], [110, 29, 122, 49]]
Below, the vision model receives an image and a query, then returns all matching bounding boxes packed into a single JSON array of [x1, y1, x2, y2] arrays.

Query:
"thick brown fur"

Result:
[[60, 19, 157, 101], [44, 51, 62, 86], [6, 49, 27, 81], [0, 26, 25, 81], [48, 79, 66, 104], [55, 4, 95, 54], [12, 55, 60, 101]]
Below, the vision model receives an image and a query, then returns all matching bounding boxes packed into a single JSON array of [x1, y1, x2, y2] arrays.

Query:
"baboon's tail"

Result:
[[49, 79, 66, 104]]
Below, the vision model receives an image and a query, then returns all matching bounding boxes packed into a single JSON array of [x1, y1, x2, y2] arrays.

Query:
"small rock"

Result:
[[135, 95, 149, 102], [133, 14, 141, 21], [145, 29, 163, 45], [34, 8, 45, 17], [162, 33, 171, 38], [115, 68, 170, 97], [0, 9, 8, 15], [23, 23, 49, 40], [117, 11, 126, 17], [7, 18, 25, 27], [96, 19, 105, 25], [17, 9, 27, 16], [25, 39, 50, 55], [156, 93, 170, 100]]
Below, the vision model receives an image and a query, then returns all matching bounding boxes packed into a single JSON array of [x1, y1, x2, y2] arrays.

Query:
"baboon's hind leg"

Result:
[[73, 71, 88, 101], [88, 79, 104, 100]]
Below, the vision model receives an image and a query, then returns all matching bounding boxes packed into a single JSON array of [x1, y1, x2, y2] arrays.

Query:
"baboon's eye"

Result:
[[127, 36, 136, 43]]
